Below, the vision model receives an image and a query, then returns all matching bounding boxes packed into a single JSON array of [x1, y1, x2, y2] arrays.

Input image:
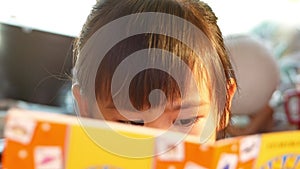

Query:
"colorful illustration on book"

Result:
[[259, 154, 300, 169], [18, 149, 28, 159], [34, 146, 63, 169], [156, 136, 185, 161], [239, 135, 261, 162], [184, 161, 207, 169], [3, 109, 300, 169], [216, 153, 238, 169], [4, 115, 37, 144]]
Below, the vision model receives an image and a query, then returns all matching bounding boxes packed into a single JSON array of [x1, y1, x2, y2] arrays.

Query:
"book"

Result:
[[2, 108, 300, 169]]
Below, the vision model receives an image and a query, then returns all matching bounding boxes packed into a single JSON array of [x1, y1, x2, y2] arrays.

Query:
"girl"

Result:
[[72, 0, 236, 143]]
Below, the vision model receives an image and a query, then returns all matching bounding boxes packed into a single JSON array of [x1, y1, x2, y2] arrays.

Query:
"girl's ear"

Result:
[[72, 84, 89, 117], [217, 78, 237, 138], [225, 78, 237, 126], [227, 78, 237, 110]]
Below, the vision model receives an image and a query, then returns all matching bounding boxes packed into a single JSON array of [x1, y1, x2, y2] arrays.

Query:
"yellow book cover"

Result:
[[2, 108, 300, 169]]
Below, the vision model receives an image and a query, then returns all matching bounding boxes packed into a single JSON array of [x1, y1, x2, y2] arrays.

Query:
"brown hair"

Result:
[[73, 0, 236, 137]]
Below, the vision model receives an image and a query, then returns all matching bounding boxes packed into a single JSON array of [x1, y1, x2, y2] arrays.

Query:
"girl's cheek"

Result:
[[188, 123, 203, 136], [188, 118, 216, 138], [171, 122, 203, 136]]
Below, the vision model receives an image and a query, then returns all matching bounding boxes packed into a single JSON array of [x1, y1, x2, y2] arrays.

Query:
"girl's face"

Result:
[[97, 79, 214, 141]]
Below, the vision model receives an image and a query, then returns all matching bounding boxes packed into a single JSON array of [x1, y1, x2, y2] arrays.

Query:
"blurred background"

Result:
[[0, 0, 299, 138]]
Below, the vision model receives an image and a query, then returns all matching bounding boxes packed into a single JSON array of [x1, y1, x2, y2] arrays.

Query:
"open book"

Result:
[[2, 108, 300, 169]]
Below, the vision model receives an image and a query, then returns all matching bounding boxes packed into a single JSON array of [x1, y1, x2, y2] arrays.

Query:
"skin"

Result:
[[73, 76, 236, 142]]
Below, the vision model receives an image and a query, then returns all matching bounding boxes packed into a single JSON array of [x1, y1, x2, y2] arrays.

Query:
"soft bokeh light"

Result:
[[0, 0, 96, 37], [205, 0, 300, 35]]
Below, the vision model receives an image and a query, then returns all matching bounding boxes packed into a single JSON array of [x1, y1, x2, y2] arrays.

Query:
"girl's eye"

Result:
[[117, 120, 144, 126], [173, 116, 200, 127]]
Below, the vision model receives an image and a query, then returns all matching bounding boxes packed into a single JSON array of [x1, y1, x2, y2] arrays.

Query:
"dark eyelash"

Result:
[[173, 116, 202, 127], [117, 120, 144, 126], [194, 116, 202, 123]]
